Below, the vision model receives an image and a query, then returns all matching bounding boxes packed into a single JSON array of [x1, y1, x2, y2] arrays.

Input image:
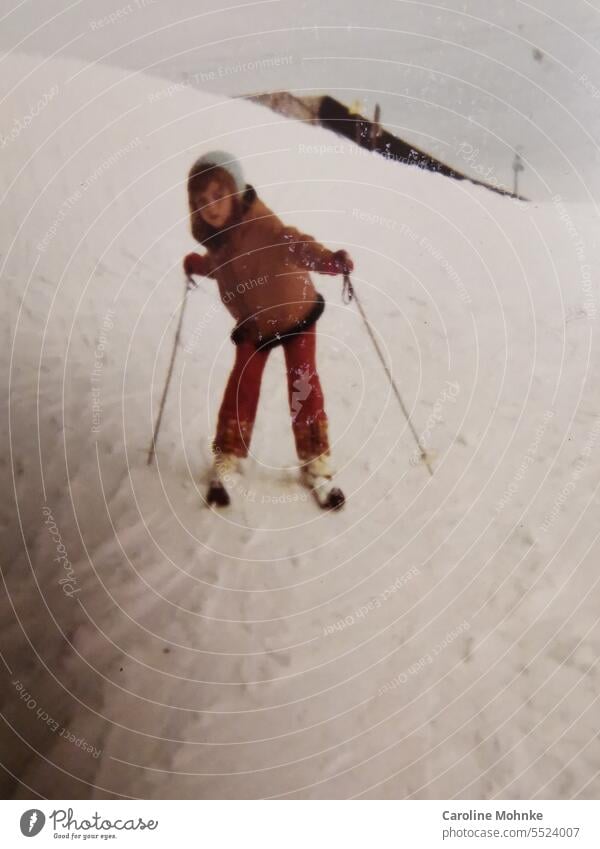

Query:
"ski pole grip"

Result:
[[342, 273, 354, 304]]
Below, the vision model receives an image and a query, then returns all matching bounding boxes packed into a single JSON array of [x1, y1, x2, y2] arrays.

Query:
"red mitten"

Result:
[[183, 252, 208, 277], [318, 249, 354, 276]]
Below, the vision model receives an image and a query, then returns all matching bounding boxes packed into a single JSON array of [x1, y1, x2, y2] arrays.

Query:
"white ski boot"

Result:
[[206, 452, 240, 507], [300, 454, 345, 510]]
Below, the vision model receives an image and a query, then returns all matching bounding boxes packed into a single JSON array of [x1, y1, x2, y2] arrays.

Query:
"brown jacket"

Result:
[[194, 187, 335, 347]]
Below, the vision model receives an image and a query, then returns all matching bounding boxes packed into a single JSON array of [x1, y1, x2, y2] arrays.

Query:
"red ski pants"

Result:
[[213, 324, 329, 461]]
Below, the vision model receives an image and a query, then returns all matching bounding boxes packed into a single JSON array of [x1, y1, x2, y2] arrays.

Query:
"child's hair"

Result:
[[188, 163, 235, 197], [188, 164, 247, 249]]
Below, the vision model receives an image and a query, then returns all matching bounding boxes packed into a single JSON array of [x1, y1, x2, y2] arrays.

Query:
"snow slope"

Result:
[[2, 0, 600, 200], [2, 51, 600, 799]]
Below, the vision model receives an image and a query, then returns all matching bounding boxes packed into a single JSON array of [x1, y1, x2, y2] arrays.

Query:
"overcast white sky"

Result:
[[1, 0, 599, 199]]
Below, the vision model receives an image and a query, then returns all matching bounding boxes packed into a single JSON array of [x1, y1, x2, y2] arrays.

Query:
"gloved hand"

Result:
[[318, 249, 354, 276], [183, 252, 208, 277]]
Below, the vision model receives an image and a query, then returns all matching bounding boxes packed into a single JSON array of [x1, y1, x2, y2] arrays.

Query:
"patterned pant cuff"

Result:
[[293, 418, 330, 460], [213, 418, 254, 458]]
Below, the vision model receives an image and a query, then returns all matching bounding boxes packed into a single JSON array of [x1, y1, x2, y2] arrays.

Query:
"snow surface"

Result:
[[2, 51, 600, 799]]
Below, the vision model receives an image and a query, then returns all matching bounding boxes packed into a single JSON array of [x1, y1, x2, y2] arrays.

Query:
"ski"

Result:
[[320, 486, 346, 511], [205, 478, 344, 511], [206, 479, 230, 507], [306, 480, 346, 511]]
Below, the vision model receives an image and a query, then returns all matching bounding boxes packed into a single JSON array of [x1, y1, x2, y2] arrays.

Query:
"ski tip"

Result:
[[206, 481, 230, 508], [323, 487, 345, 511]]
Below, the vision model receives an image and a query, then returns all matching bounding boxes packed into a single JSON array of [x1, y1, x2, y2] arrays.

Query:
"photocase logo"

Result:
[[20, 810, 46, 837]]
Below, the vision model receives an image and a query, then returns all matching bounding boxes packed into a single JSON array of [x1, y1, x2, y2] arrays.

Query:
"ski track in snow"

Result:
[[2, 52, 600, 800]]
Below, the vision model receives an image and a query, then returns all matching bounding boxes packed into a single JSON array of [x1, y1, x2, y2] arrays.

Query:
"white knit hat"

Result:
[[189, 150, 246, 193]]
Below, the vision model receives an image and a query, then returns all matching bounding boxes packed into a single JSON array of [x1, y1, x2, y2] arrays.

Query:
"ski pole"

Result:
[[342, 273, 434, 477], [147, 278, 191, 465]]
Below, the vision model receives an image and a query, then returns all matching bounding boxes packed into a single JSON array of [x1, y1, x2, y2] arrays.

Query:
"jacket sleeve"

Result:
[[277, 224, 334, 271], [191, 251, 218, 279]]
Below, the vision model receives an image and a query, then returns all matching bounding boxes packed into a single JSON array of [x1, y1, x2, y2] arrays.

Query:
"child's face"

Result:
[[191, 179, 234, 230]]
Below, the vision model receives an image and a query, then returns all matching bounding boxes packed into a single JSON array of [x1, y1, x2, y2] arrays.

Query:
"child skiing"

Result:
[[183, 151, 353, 510]]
